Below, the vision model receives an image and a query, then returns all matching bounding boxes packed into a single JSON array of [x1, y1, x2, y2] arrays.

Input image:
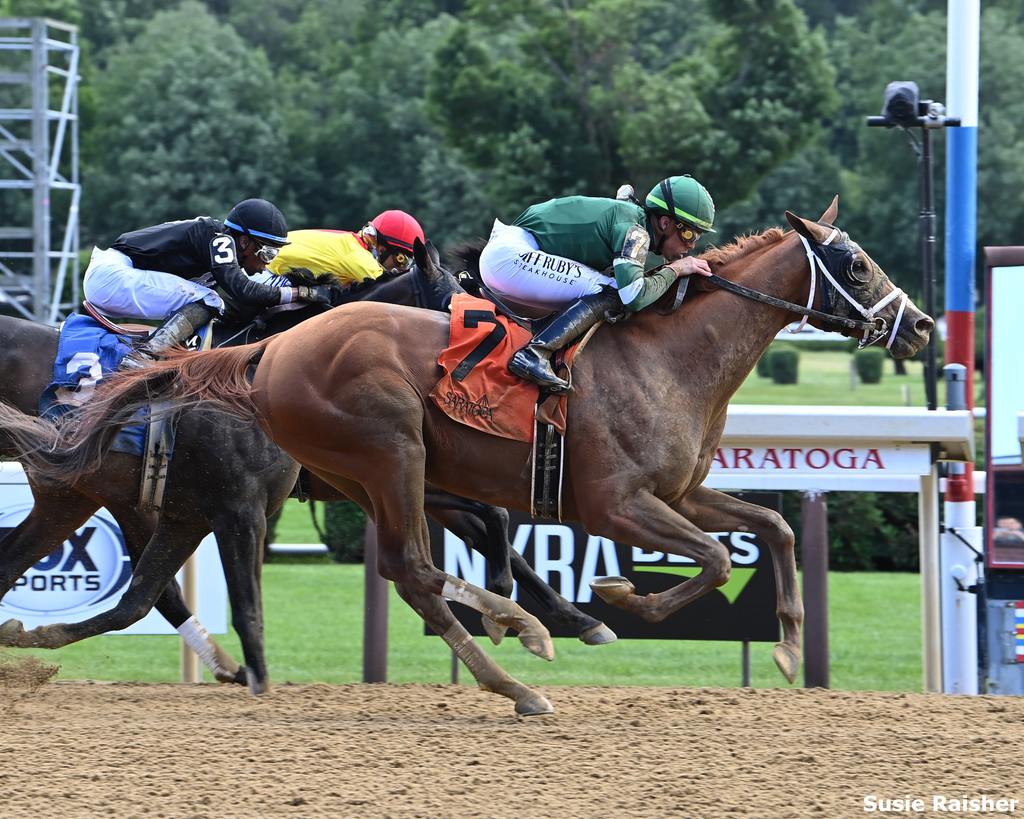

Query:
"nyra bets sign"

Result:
[[429, 492, 781, 642]]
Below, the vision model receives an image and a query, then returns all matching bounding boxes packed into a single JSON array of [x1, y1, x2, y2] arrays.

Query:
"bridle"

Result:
[[701, 227, 909, 349]]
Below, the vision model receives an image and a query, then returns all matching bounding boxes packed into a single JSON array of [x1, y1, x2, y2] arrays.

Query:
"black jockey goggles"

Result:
[[382, 244, 413, 272]]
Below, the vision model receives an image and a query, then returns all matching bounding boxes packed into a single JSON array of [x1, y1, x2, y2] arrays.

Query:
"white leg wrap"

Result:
[[176, 616, 225, 677], [442, 576, 474, 606]]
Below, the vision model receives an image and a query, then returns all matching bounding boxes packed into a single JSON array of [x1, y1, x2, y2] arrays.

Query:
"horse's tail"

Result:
[[0, 339, 272, 487]]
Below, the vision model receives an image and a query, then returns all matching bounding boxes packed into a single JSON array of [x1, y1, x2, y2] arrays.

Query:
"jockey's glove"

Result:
[[288, 285, 335, 306]]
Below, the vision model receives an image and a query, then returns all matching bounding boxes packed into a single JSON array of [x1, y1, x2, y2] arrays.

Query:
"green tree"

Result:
[[428, 0, 836, 222], [82, 1, 290, 242]]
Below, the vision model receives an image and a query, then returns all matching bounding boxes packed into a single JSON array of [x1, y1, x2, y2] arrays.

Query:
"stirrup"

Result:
[[118, 350, 156, 371]]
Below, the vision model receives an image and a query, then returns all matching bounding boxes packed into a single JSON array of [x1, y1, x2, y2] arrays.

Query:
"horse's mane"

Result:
[[699, 227, 787, 271], [446, 238, 486, 275]]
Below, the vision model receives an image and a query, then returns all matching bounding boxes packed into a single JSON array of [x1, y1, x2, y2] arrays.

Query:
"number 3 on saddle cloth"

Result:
[[429, 295, 592, 519]]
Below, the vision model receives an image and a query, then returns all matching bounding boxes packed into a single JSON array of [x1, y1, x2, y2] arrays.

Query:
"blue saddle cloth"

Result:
[[39, 313, 147, 456]]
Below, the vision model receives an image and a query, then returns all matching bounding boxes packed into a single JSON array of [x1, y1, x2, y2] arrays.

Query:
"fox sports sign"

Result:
[[0, 503, 133, 618]]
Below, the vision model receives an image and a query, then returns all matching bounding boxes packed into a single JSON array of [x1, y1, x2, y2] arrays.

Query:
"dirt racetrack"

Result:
[[3, 677, 1024, 818]]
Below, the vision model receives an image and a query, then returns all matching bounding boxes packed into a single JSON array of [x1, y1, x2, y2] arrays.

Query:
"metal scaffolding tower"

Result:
[[0, 18, 80, 323]]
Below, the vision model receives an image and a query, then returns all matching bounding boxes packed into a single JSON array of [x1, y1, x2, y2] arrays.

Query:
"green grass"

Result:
[[18, 565, 925, 691], [736, 345, 930, 406]]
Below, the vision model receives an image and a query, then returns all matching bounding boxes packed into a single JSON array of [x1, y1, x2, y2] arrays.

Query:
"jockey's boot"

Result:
[[509, 289, 623, 393], [119, 301, 218, 370]]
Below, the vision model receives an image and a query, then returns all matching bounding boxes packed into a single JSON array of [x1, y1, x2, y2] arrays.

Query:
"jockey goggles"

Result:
[[255, 242, 281, 265], [376, 242, 413, 272], [677, 223, 703, 243]]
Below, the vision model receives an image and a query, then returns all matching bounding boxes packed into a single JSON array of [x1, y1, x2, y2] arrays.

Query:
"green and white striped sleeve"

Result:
[[613, 258, 676, 312]]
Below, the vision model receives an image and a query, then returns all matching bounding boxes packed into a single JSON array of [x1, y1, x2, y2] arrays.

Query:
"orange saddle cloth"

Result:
[[430, 295, 572, 443]]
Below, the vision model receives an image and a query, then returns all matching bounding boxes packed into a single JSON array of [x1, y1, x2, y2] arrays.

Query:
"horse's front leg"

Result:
[[103, 496, 244, 686], [583, 489, 733, 620], [675, 486, 802, 684]]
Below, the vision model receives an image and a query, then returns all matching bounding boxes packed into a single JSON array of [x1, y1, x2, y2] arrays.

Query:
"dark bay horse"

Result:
[[0, 199, 934, 714], [0, 265, 609, 708]]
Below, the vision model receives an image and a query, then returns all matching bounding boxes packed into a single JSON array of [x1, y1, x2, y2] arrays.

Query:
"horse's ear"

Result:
[[413, 237, 430, 271], [818, 195, 839, 225], [425, 239, 441, 269], [786, 211, 834, 244]]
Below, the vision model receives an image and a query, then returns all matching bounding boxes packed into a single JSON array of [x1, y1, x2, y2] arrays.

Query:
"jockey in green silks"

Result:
[[478, 175, 716, 392]]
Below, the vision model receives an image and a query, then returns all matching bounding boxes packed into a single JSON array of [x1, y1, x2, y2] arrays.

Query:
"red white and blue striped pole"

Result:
[[941, 0, 980, 695]]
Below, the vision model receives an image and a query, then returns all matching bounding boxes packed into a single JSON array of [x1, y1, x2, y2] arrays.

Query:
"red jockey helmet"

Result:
[[369, 210, 425, 253]]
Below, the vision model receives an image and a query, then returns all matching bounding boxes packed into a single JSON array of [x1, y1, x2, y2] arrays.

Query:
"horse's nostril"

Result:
[[916, 316, 935, 334]]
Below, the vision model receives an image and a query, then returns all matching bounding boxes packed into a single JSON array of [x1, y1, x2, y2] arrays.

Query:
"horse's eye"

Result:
[[849, 258, 870, 282]]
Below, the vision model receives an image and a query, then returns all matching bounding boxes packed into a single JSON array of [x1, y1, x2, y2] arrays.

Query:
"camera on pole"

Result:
[[864, 81, 959, 411], [866, 81, 961, 130]]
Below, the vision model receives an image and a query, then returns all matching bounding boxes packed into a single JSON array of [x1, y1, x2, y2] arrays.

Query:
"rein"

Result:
[[704, 230, 908, 349]]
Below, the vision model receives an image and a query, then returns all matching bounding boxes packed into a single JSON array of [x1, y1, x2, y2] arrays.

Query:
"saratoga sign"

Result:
[[712, 444, 926, 473], [706, 405, 971, 492]]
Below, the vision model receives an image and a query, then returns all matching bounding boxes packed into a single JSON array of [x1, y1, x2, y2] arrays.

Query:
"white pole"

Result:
[[180, 553, 200, 683], [920, 466, 942, 692], [940, 506, 980, 693]]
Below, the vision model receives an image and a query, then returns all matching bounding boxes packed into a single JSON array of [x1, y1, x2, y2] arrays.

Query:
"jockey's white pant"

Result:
[[479, 220, 615, 310], [82, 247, 224, 320]]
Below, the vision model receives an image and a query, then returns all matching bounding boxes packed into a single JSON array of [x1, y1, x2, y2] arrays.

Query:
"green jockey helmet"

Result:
[[644, 175, 716, 233]]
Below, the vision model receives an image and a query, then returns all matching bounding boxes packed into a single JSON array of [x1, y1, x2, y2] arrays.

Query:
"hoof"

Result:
[[578, 622, 617, 645], [773, 642, 801, 684], [215, 665, 244, 685], [590, 576, 636, 606], [0, 618, 26, 646], [212, 645, 242, 683], [246, 668, 270, 695], [515, 691, 555, 716], [482, 615, 508, 646], [518, 625, 555, 662]]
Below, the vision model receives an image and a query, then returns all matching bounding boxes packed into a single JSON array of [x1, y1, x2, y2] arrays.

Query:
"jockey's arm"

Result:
[[210, 233, 319, 307], [611, 222, 674, 312], [613, 259, 677, 312]]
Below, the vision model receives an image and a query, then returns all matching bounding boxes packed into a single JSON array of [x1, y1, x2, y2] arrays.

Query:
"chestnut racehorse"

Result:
[[0, 199, 933, 714]]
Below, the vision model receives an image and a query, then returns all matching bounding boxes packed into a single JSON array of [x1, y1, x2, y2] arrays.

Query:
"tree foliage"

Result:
[[82, 2, 289, 241]]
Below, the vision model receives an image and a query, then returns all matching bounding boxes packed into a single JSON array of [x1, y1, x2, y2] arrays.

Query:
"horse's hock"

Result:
[[4, 682, 1023, 818]]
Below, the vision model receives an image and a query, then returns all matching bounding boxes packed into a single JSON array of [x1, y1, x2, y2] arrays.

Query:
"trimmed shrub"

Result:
[[784, 490, 922, 571], [323, 500, 368, 563], [769, 348, 799, 384], [756, 352, 771, 378], [854, 347, 885, 383]]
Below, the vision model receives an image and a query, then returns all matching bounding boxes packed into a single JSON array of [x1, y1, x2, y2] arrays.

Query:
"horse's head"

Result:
[[785, 196, 934, 359]]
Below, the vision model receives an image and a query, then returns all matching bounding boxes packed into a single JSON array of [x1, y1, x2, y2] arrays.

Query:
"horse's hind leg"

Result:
[[208, 510, 269, 694], [300, 420, 553, 664], [0, 518, 209, 651], [103, 498, 243, 685], [426, 493, 615, 646], [394, 581, 552, 716]]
